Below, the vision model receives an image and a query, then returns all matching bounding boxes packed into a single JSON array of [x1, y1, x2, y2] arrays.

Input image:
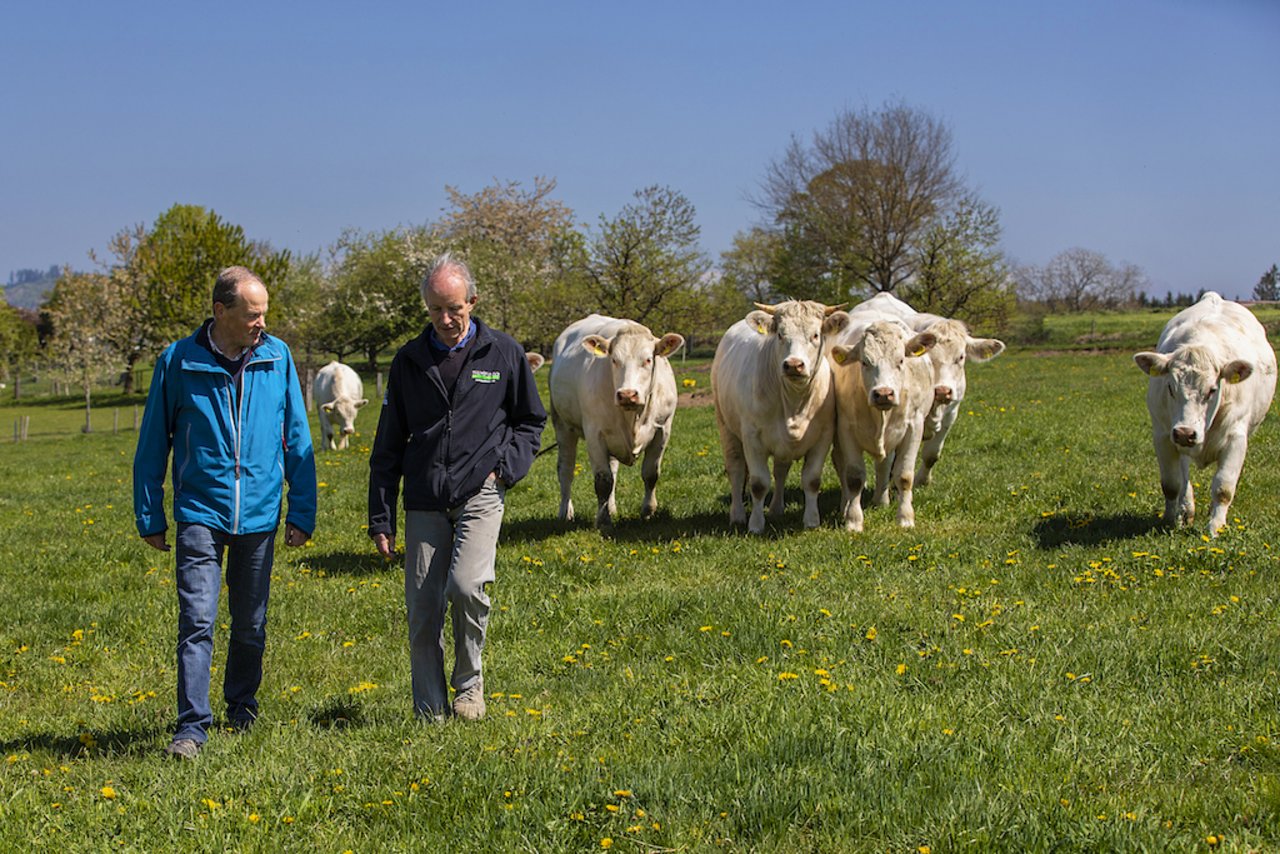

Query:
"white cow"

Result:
[[712, 301, 849, 533], [548, 315, 684, 529], [1133, 291, 1277, 535], [828, 320, 937, 531], [313, 361, 368, 450], [848, 293, 1004, 485]]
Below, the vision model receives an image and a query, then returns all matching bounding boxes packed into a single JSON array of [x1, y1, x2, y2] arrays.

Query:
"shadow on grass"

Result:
[[501, 487, 860, 544], [296, 550, 389, 576], [1032, 511, 1162, 548], [0, 725, 166, 759], [308, 698, 366, 730]]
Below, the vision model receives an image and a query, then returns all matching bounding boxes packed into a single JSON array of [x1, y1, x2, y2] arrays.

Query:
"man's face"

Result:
[[213, 280, 269, 351], [424, 267, 476, 348]]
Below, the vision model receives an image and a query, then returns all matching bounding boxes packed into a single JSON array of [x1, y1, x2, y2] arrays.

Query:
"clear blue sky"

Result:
[[3, 0, 1277, 300]]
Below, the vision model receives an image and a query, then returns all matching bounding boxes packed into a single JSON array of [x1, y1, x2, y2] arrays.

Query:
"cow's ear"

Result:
[[321, 402, 335, 412], [1221, 359, 1253, 385], [967, 337, 1005, 362], [822, 312, 850, 335], [746, 310, 772, 335], [582, 335, 611, 358], [907, 332, 937, 357], [829, 344, 853, 366], [525, 352, 546, 373], [355, 398, 369, 408], [655, 334, 685, 359], [1134, 352, 1170, 376]]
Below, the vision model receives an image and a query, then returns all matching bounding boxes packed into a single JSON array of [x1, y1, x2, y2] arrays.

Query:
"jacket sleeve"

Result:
[[133, 347, 177, 537], [368, 356, 408, 538], [496, 345, 548, 487], [281, 348, 317, 535]]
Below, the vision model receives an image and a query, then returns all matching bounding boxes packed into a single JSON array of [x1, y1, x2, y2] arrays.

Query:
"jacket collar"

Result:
[[405, 319, 494, 373], [181, 327, 284, 373]]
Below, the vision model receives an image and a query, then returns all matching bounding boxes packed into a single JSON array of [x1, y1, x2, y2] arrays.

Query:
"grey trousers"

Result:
[[404, 477, 505, 717]]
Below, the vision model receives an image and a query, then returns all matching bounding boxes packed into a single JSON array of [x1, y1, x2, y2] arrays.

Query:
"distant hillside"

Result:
[[4, 266, 60, 309]]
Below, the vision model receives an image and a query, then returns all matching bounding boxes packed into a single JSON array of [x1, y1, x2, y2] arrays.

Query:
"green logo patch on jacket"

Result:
[[471, 369, 501, 384]]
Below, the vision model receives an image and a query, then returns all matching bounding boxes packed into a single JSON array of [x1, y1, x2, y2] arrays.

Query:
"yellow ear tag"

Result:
[[1228, 374, 1242, 384], [755, 323, 768, 335], [832, 350, 847, 365], [910, 346, 927, 357]]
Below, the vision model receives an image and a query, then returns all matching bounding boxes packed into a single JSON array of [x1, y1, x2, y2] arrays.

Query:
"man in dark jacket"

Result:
[[368, 253, 546, 721]]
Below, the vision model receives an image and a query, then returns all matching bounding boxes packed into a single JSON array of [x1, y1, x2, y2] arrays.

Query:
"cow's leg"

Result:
[[338, 432, 350, 451], [769, 459, 791, 517], [1153, 433, 1182, 526], [718, 418, 748, 527], [871, 454, 893, 507], [915, 408, 956, 486], [836, 439, 866, 533], [640, 427, 668, 519], [554, 419, 579, 521], [892, 429, 922, 528], [1207, 434, 1249, 536], [586, 437, 617, 529], [799, 445, 826, 529], [318, 410, 334, 451], [1178, 455, 1194, 527], [743, 444, 772, 535]]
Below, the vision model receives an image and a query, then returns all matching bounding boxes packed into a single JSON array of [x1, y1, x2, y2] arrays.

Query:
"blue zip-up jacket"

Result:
[[368, 319, 546, 537], [133, 326, 317, 538]]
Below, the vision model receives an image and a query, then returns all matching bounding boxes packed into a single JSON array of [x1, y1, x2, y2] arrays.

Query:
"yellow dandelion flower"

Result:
[[601, 840, 613, 849], [864, 627, 877, 641], [606, 804, 620, 812], [896, 663, 907, 675], [100, 786, 116, 799]]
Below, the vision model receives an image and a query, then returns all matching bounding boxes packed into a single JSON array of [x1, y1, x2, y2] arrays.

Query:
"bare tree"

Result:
[[1016, 247, 1147, 312], [757, 100, 964, 297]]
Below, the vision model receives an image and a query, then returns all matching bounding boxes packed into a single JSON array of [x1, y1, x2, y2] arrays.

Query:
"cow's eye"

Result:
[[811, 333, 819, 343], [644, 358, 652, 366]]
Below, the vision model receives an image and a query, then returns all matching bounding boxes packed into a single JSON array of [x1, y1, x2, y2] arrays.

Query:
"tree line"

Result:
[[4, 99, 1272, 407]]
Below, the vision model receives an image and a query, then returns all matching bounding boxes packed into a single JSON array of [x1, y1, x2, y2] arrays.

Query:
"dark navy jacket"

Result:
[[367, 319, 546, 536]]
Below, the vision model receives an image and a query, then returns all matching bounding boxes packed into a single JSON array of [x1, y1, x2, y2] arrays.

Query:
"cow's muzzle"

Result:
[[933, 385, 954, 404], [782, 357, 808, 379], [616, 389, 643, 410], [1172, 426, 1199, 448], [871, 387, 897, 410]]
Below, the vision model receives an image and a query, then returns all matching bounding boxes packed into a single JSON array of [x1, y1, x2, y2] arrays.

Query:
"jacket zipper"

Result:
[[229, 375, 243, 534]]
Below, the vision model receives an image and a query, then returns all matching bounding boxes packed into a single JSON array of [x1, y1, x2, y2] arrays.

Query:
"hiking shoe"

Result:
[[452, 683, 486, 721], [164, 738, 200, 760]]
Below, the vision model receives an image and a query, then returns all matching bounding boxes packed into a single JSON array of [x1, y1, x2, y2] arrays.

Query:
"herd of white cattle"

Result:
[[315, 291, 1277, 539]]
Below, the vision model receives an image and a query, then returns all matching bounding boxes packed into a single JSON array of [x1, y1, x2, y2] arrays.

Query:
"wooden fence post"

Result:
[[134, 405, 140, 430], [376, 372, 384, 401], [24, 415, 30, 441], [113, 409, 119, 434]]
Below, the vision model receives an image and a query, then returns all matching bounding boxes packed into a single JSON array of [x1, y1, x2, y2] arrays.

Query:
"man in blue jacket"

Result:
[[369, 253, 545, 721], [134, 266, 316, 759]]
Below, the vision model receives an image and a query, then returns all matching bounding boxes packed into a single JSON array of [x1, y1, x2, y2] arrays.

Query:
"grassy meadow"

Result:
[[1, 333, 1279, 851]]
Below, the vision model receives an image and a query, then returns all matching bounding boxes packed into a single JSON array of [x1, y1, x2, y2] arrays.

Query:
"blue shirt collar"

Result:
[[427, 321, 476, 353]]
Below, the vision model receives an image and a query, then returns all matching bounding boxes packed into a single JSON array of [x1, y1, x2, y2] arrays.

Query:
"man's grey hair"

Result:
[[213, 266, 264, 308], [421, 252, 477, 302]]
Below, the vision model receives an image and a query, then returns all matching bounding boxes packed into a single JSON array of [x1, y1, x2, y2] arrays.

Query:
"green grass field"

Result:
[[1, 346, 1277, 852]]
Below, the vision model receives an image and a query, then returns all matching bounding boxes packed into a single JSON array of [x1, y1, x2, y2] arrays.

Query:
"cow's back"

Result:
[[314, 361, 361, 405]]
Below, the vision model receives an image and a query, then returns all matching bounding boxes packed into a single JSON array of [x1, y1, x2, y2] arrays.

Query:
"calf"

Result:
[[711, 301, 849, 533], [548, 315, 684, 529], [828, 320, 937, 531], [313, 361, 368, 450], [1133, 291, 1276, 535]]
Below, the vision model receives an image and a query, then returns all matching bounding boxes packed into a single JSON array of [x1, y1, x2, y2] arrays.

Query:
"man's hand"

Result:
[[372, 532, 396, 559], [142, 533, 170, 552], [284, 523, 309, 547]]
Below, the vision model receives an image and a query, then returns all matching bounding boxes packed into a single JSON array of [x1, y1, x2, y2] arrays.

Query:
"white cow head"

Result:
[[746, 301, 849, 385], [582, 324, 684, 411], [321, 395, 369, 438], [1134, 346, 1253, 449], [831, 321, 937, 411], [918, 319, 1005, 407]]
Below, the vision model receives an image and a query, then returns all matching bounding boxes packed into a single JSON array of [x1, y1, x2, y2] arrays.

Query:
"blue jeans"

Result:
[[174, 522, 275, 743], [404, 477, 505, 717]]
